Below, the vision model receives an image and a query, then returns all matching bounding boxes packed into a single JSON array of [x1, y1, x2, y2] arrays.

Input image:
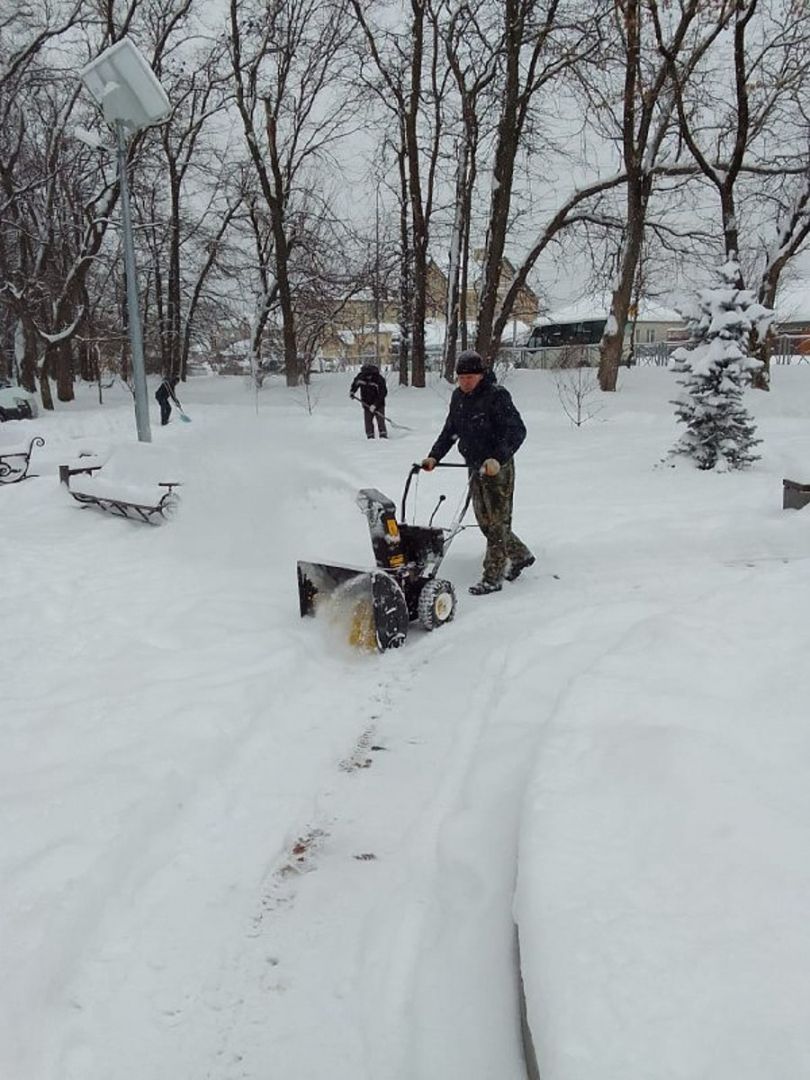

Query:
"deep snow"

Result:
[[2, 364, 810, 1079]]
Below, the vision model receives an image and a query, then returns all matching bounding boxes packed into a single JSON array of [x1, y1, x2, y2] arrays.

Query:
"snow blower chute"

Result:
[[297, 463, 470, 652]]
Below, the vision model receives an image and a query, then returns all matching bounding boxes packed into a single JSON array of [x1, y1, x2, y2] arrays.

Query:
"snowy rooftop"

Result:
[[536, 295, 683, 326], [536, 282, 810, 327], [421, 318, 531, 348]]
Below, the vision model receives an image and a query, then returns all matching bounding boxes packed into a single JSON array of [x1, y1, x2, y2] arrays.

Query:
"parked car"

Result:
[[0, 378, 39, 421]]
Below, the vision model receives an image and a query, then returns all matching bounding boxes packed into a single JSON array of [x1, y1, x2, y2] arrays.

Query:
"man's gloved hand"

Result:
[[421, 457, 437, 471], [481, 458, 500, 477]]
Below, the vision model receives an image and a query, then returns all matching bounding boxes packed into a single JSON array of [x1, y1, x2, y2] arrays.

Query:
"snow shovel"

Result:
[[177, 406, 192, 423], [350, 395, 413, 433], [297, 462, 470, 653]]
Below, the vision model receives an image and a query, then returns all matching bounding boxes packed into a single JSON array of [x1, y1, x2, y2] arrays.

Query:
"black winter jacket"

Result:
[[155, 378, 179, 405], [350, 364, 387, 406], [429, 371, 526, 470]]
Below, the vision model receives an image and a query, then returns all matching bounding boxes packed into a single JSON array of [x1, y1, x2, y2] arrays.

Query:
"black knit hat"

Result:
[[456, 350, 485, 374]]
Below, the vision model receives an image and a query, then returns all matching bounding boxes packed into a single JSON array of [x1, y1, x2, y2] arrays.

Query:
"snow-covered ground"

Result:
[[2, 365, 810, 1080]]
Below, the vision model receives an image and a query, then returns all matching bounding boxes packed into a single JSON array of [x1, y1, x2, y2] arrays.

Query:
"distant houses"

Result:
[[319, 254, 540, 367], [517, 282, 810, 367], [518, 296, 685, 368], [200, 277, 810, 374], [773, 281, 810, 356]]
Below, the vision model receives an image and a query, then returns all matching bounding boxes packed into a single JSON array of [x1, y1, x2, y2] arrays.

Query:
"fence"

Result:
[[506, 344, 601, 370], [772, 335, 810, 364], [509, 337, 810, 370], [507, 341, 673, 369]]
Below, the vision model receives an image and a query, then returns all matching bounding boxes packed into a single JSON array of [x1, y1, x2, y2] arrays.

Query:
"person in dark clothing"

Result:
[[422, 350, 534, 595], [155, 376, 180, 425], [350, 363, 388, 438]]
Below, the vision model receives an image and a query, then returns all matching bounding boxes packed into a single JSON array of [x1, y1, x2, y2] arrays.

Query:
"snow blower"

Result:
[[297, 463, 471, 652]]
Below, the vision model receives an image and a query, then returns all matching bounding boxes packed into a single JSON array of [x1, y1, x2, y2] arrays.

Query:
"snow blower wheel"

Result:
[[417, 579, 457, 631]]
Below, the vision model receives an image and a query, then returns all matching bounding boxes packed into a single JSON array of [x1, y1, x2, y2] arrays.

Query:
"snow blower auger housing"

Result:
[[297, 463, 470, 652]]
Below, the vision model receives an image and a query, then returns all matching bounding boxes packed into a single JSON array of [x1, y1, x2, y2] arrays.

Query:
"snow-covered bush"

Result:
[[669, 259, 773, 471]]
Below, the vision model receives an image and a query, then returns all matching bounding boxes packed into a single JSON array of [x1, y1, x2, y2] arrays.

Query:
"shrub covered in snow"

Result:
[[669, 259, 773, 471]]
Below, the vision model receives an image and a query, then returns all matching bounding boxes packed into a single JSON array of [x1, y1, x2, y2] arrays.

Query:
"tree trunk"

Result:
[[443, 138, 472, 383], [56, 338, 74, 402], [39, 343, 56, 410], [275, 225, 299, 387], [397, 142, 412, 387], [18, 318, 38, 394], [598, 177, 649, 391], [167, 171, 182, 377], [459, 203, 471, 353], [264, 112, 299, 387], [475, 0, 520, 362], [405, 3, 427, 389], [751, 271, 781, 391]]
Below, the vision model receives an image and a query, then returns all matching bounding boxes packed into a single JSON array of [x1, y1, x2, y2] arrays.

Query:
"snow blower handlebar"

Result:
[[401, 461, 469, 526]]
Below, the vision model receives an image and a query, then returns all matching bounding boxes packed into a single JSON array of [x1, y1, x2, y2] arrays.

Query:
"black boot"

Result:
[[505, 555, 535, 582], [468, 579, 503, 596]]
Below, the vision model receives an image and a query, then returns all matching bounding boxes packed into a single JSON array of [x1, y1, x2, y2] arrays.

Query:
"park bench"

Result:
[[782, 478, 810, 511], [59, 463, 181, 524], [0, 436, 45, 485]]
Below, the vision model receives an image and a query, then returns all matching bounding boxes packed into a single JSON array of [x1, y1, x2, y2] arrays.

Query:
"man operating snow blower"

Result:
[[421, 350, 534, 595]]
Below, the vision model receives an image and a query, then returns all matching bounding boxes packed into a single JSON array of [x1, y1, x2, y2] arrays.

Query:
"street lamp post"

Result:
[[113, 118, 151, 442], [78, 39, 170, 443]]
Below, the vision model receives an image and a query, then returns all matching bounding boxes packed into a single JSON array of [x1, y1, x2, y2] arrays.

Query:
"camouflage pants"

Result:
[[470, 458, 533, 583]]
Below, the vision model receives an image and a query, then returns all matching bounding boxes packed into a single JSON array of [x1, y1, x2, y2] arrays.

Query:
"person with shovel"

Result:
[[155, 375, 182, 426], [421, 349, 534, 595], [350, 362, 388, 439]]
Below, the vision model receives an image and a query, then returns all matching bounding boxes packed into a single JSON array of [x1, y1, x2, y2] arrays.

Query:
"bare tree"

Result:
[[750, 160, 810, 378], [660, 0, 810, 388], [595, 0, 735, 391], [228, 0, 357, 387], [351, 0, 450, 388], [438, 0, 500, 381], [474, 0, 608, 361], [0, 74, 120, 408], [132, 38, 243, 382], [0, 0, 200, 408]]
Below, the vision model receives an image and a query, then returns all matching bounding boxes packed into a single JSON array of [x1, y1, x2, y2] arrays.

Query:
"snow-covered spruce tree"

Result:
[[669, 259, 773, 471]]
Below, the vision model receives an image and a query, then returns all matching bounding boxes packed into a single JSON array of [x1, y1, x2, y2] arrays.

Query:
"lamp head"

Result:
[[78, 38, 170, 132]]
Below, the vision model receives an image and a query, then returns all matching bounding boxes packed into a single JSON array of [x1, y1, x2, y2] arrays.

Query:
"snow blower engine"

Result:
[[297, 463, 470, 652]]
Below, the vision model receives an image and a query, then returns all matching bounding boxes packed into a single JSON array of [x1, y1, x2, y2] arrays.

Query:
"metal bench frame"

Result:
[[0, 436, 45, 485], [59, 464, 181, 524]]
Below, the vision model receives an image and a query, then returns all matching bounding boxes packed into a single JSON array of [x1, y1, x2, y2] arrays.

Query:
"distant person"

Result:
[[155, 376, 181, 426], [350, 363, 388, 439], [421, 350, 534, 595]]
